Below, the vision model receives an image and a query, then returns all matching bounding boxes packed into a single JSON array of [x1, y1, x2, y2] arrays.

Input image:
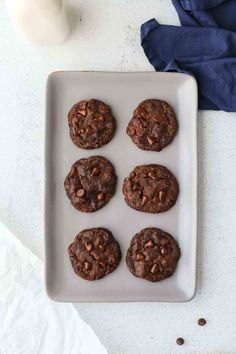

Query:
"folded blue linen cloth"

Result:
[[141, 0, 236, 111]]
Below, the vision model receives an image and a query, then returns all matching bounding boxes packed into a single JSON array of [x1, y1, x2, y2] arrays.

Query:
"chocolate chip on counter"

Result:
[[176, 338, 184, 345], [198, 318, 207, 326]]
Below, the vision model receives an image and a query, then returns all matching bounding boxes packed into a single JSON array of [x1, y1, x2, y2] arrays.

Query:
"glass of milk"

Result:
[[4, 0, 71, 45]]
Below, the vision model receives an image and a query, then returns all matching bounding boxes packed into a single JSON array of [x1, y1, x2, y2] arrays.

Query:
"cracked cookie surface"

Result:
[[126, 99, 178, 151], [126, 227, 180, 282], [68, 228, 121, 280], [122, 164, 179, 213], [68, 99, 115, 149], [64, 156, 117, 212]]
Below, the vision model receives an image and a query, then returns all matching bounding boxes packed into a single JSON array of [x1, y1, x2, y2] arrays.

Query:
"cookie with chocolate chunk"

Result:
[[68, 99, 115, 149], [122, 164, 179, 213], [126, 227, 180, 282], [64, 156, 117, 212], [126, 99, 178, 151], [68, 228, 121, 280]]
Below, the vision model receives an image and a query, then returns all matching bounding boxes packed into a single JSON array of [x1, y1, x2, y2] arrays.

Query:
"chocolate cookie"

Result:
[[126, 99, 178, 151], [68, 99, 115, 149], [64, 156, 117, 212], [122, 164, 179, 213], [68, 228, 121, 280], [126, 227, 180, 282]]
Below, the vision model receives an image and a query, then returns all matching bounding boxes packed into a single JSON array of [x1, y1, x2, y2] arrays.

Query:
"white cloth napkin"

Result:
[[0, 223, 107, 354]]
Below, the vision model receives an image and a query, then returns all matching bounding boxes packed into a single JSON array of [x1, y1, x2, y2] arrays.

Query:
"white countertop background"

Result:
[[0, 1, 236, 353]]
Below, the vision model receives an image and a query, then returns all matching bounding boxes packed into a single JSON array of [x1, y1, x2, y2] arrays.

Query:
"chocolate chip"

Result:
[[68, 99, 115, 149], [91, 167, 100, 176], [161, 259, 167, 266], [136, 253, 144, 261], [108, 255, 115, 264], [78, 109, 87, 116], [158, 190, 165, 201], [85, 242, 93, 252], [141, 195, 148, 206], [176, 338, 184, 346], [160, 247, 167, 255], [91, 250, 99, 260], [141, 111, 149, 119], [144, 240, 153, 248], [198, 318, 206, 326], [96, 115, 105, 122], [85, 125, 94, 135], [150, 264, 157, 273], [99, 244, 105, 251], [70, 166, 78, 177], [147, 136, 155, 145], [122, 164, 179, 213], [84, 261, 91, 270], [97, 192, 104, 201], [148, 172, 156, 180], [72, 127, 77, 135], [76, 189, 85, 197]]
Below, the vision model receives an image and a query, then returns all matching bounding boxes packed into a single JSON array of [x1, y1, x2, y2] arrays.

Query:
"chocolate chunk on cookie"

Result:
[[122, 164, 179, 213], [68, 228, 121, 280], [126, 227, 180, 282], [126, 99, 178, 151], [68, 99, 115, 149], [64, 156, 117, 212]]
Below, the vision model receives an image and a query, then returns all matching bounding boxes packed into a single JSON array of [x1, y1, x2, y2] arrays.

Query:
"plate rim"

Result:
[[44, 71, 198, 303]]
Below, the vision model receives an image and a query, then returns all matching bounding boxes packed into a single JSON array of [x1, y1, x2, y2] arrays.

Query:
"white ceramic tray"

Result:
[[45, 71, 197, 302]]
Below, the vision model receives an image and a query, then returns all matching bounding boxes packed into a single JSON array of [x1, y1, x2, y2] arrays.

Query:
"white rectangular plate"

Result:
[[45, 72, 197, 302]]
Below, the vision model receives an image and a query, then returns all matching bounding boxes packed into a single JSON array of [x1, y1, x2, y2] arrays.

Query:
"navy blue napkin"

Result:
[[141, 0, 236, 111]]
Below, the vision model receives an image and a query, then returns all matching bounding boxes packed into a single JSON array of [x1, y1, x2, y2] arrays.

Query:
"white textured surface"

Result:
[[0, 1, 236, 353], [0, 223, 107, 354]]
